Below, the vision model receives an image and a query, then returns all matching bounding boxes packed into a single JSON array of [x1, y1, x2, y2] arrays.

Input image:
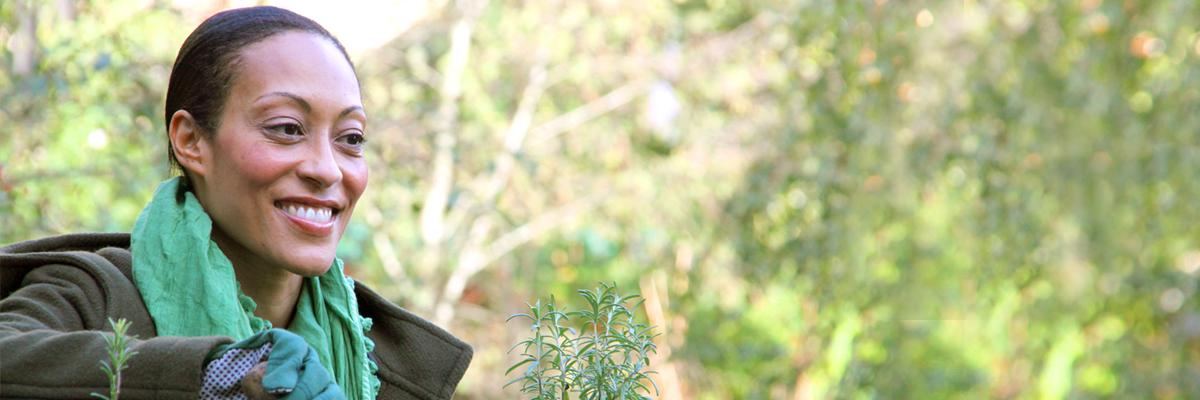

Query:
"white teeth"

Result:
[[281, 203, 334, 224]]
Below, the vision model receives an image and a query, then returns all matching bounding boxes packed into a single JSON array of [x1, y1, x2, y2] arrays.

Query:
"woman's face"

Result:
[[193, 31, 367, 277]]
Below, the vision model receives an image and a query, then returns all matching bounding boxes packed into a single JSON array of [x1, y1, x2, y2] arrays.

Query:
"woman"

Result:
[[0, 6, 471, 400]]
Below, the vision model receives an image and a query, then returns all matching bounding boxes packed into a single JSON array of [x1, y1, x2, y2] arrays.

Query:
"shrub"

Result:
[[507, 283, 658, 400]]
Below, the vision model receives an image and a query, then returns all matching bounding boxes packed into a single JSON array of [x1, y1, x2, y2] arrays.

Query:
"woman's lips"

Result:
[[280, 202, 333, 223], [276, 201, 335, 236]]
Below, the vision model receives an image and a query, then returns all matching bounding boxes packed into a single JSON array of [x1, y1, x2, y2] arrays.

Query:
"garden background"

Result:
[[3, 0, 1199, 398]]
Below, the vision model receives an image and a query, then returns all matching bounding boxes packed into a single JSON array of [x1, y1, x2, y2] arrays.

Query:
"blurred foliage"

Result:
[[3, 0, 1200, 398]]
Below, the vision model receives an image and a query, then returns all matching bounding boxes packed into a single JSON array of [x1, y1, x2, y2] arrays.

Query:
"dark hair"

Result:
[[163, 6, 355, 173]]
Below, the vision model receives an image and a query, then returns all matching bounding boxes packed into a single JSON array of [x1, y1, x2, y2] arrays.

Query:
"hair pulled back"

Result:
[[164, 6, 354, 172]]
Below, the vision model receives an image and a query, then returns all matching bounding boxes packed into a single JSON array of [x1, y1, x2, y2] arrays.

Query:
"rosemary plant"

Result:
[[507, 283, 658, 400], [92, 318, 138, 400]]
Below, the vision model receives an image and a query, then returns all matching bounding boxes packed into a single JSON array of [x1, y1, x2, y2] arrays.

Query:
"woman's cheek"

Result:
[[343, 158, 369, 201], [238, 142, 297, 183]]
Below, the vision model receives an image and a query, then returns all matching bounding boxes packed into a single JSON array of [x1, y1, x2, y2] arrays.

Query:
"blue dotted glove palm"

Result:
[[203, 328, 344, 399]]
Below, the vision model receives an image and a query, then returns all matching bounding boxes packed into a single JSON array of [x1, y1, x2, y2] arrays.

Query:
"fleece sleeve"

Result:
[[0, 263, 233, 399]]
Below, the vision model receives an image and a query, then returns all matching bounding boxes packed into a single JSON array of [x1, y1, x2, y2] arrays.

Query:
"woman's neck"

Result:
[[212, 231, 303, 329], [234, 265, 303, 329]]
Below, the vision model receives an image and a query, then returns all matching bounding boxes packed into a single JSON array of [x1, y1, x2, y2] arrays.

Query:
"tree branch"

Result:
[[371, 231, 406, 284], [419, 0, 489, 246], [527, 79, 650, 147], [425, 9, 785, 326], [641, 275, 686, 400], [433, 195, 602, 325], [444, 54, 550, 235]]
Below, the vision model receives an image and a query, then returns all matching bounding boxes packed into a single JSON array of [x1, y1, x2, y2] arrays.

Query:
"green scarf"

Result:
[[131, 177, 379, 399]]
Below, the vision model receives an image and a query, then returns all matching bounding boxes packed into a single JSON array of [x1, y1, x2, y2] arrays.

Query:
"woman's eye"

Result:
[[267, 122, 303, 137], [337, 132, 367, 152]]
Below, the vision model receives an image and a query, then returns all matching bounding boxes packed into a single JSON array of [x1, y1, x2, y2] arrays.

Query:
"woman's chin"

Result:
[[279, 253, 336, 277]]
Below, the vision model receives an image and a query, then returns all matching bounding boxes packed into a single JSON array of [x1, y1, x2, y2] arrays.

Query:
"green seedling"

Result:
[[507, 282, 659, 400], [92, 318, 138, 400]]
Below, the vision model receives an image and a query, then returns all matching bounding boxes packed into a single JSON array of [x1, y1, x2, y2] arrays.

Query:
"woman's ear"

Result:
[[168, 110, 210, 178]]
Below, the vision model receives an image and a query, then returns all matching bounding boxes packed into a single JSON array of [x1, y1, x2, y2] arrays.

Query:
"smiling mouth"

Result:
[[275, 201, 338, 224]]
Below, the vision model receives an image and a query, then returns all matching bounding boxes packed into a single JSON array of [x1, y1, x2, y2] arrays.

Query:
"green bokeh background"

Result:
[[3, 0, 1199, 398]]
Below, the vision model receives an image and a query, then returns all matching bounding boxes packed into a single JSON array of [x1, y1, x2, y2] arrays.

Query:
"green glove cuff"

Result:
[[205, 328, 277, 364]]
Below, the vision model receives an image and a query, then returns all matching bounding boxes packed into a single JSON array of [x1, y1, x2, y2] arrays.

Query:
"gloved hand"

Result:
[[202, 328, 344, 399]]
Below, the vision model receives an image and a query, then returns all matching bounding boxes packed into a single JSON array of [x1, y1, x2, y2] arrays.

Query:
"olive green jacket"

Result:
[[0, 233, 472, 399]]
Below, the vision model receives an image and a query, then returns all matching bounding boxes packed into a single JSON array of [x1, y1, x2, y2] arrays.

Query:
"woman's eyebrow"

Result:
[[338, 105, 365, 121], [255, 91, 311, 113], [255, 91, 363, 120]]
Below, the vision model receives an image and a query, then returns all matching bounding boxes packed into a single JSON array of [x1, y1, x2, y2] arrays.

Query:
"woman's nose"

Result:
[[296, 139, 342, 188]]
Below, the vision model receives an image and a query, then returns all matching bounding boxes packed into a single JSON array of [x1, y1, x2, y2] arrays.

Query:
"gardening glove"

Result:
[[200, 328, 344, 400]]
